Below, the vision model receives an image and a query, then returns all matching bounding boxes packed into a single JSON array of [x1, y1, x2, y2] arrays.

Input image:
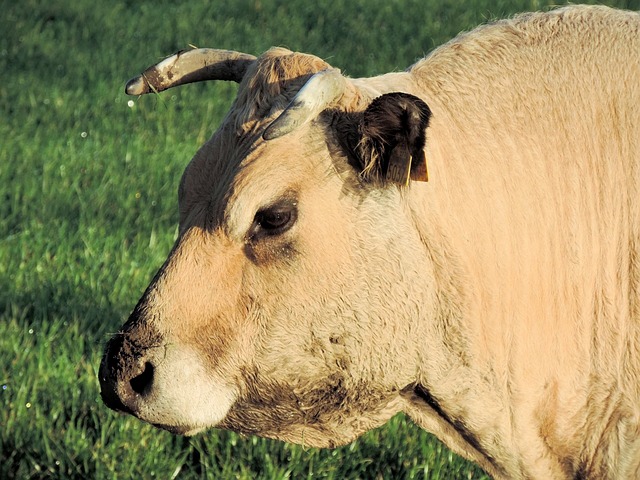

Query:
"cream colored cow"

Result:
[[99, 6, 640, 478]]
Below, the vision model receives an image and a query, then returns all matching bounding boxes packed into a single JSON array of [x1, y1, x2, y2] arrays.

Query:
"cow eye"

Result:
[[252, 202, 298, 237]]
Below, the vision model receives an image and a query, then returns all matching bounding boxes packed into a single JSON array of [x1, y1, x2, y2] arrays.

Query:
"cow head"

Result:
[[99, 47, 434, 447]]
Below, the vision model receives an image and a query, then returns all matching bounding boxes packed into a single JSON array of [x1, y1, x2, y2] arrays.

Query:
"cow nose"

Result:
[[98, 335, 156, 415]]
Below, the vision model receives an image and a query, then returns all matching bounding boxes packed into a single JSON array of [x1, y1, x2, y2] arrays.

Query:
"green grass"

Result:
[[2, 0, 639, 478]]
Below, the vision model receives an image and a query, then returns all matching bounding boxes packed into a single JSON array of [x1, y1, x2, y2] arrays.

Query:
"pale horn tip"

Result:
[[125, 75, 150, 96]]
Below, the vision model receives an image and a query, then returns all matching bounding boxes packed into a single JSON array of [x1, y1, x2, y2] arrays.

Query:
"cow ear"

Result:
[[358, 92, 432, 185]]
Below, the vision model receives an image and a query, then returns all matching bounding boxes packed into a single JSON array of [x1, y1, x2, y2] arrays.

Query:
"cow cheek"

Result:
[[219, 201, 406, 442], [180, 297, 262, 384], [221, 268, 375, 444]]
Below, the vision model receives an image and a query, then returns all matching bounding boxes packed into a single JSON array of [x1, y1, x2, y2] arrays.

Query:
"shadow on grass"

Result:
[[0, 275, 130, 352]]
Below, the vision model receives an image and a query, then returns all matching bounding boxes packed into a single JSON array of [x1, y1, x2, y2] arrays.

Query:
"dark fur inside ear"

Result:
[[358, 92, 431, 183]]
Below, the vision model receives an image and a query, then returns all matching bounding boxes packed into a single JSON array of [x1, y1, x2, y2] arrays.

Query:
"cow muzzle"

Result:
[[99, 315, 238, 435], [98, 332, 159, 416]]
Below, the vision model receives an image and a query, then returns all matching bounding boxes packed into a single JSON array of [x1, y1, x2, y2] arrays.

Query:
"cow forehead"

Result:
[[180, 122, 333, 240], [178, 48, 342, 235], [228, 130, 335, 237]]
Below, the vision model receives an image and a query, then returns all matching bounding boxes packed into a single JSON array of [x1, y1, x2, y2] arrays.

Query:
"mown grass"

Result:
[[2, 0, 639, 478]]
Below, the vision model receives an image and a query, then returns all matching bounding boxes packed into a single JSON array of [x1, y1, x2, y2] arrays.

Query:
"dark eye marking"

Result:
[[249, 197, 298, 240]]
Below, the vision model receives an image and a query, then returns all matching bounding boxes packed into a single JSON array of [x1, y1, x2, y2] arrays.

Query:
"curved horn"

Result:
[[125, 48, 257, 96], [262, 69, 348, 141]]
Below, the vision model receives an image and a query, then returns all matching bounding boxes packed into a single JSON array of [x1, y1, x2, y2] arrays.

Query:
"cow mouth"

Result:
[[151, 422, 206, 436]]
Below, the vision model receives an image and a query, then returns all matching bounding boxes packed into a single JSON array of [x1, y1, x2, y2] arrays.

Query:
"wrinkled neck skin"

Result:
[[400, 186, 510, 480], [332, 71, 512, 476]]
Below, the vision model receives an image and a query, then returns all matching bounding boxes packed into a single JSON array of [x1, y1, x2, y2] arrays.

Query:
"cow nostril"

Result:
[[130, 361, 154, 396]]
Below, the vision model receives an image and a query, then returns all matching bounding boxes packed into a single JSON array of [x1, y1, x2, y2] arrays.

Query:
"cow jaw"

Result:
[[219, 371, 406, 448]]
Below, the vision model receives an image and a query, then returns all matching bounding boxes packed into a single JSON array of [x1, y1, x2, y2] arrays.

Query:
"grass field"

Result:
[[2, 0, 639, 478]]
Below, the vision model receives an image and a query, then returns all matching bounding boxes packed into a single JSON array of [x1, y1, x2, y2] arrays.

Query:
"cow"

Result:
[[99, 5, 640, 479]]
